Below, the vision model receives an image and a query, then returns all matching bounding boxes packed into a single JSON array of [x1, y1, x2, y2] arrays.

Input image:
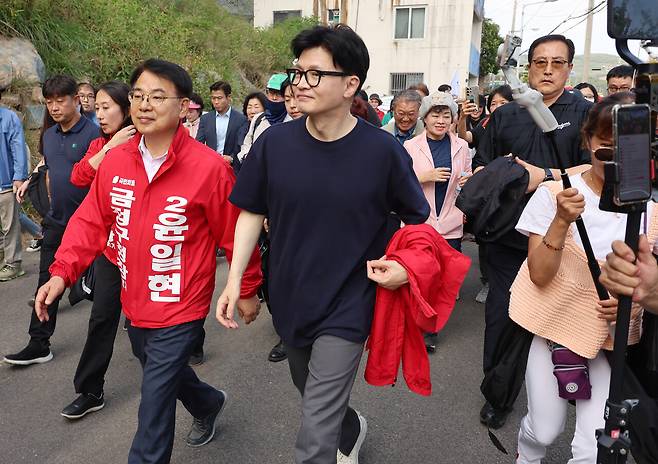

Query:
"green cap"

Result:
[[267, 73, 288, 91]]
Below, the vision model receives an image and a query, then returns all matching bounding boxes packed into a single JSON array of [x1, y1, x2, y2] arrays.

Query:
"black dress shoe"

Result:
[[61, 393, 105, 419], [479, 402, 509, 430], [479, 402, 494, 423], [268, 339, 287, 362], [186, 390, 227, 447]]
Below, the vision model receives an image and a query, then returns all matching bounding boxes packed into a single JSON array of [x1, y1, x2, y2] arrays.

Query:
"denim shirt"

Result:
[[0, 107, 28, 191]]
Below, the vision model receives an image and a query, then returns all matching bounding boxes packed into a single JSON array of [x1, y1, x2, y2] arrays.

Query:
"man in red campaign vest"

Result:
[[35, 59, 262, 463]]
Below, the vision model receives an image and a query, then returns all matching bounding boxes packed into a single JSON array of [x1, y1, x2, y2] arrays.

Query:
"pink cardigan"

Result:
[[404, 131, 471, 239]]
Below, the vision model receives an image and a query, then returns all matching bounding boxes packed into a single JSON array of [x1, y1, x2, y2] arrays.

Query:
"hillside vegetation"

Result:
[[0, 0, 316, 100]]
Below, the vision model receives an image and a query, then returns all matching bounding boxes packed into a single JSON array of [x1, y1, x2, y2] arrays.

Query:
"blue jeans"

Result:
[[127, 319, 222, 464], [19, 212, 42, 238]]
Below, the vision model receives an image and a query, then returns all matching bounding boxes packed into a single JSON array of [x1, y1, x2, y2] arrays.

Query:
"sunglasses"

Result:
[[593, 146, 613, 162]]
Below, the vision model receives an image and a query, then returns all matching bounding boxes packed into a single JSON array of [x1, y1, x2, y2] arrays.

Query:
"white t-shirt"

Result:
[[516, 174, 656, 260]]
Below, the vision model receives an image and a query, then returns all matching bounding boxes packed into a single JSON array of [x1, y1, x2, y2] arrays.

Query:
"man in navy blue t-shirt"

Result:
[[218, 26, 429, 464], [4, 75, 98, 366]]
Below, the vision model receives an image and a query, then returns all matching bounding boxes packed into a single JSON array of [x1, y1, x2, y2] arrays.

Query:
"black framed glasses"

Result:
[[128, 90, 184, 107], [607, 85, 632, 94], [285, 68, 349, 88]]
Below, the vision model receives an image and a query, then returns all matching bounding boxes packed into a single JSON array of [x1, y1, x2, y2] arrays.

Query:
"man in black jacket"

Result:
[[196, 80, 247, 172], [471, 34, 592, 428]]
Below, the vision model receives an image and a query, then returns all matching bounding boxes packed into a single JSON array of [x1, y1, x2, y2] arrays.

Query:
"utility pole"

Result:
[[583, 0, 594, 82], [511, 0, 519, 34]]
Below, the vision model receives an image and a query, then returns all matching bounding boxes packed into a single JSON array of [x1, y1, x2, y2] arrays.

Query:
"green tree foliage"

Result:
[[0, 0, 317, 102], [479, 18, 504, 77]]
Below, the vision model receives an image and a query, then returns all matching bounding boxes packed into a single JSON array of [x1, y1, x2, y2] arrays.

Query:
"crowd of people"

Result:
[[0, 22, 656, 464]]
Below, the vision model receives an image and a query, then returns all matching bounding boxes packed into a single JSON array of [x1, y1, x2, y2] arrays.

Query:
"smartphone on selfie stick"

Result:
[[596, 102, 653, 464]]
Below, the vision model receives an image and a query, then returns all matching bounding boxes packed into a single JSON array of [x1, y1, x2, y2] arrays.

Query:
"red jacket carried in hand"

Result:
[[50, 124, 262, 328], [365, 224, 470, 396]]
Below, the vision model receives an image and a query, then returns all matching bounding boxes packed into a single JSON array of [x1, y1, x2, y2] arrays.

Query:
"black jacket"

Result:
[[456, 156, 529, 247], [473, 90, 592, 170]]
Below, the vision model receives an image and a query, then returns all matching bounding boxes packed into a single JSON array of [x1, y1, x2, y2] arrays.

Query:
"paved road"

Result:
[[1, 243, 586, 464]]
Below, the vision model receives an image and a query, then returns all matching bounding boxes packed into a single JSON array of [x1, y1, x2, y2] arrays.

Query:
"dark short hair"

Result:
[[486, 84, 513, 113], [291, 24, 369, 95], [437, 84, 452, 92], [242, 91, 267, 115], [581, 91, 635, 146], [97, 81, 131, 133], [130, 59, 193, 98], [210, 80, 232, 96], [606, 65, 634, 82], [574, 82, 599, 102], [42, 75, 78, 99], [77, 82, 96, 94], [190, 92, 204, 112], [528, 34, 575, 63]]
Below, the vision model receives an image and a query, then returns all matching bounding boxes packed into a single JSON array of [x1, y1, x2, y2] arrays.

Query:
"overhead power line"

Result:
[[557, 1, 606, 35], [545, 0, 606, 36]]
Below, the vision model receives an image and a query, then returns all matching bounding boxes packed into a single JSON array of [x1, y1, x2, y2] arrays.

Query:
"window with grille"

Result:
[[394, 7, 426, 39], [273, 10, 301, 25], [390, 73, 424, 95], [328, 9, 340, 24]]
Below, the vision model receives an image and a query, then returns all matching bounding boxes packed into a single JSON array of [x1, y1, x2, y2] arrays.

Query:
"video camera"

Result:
[[595, 2, 658, 463]]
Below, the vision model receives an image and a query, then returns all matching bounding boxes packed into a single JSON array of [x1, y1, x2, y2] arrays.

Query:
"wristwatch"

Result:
[[543, 167, 555, 182]]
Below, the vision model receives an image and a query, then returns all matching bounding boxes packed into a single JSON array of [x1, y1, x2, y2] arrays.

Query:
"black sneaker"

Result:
[[189, 350, 204, 366], [26, 239, 43, 252], [268, 339, 287, 362], [186, 390, 227, 447], [424, 332, 438, 353], [3, 344, 53, 365], [61, 393, 105, 419]]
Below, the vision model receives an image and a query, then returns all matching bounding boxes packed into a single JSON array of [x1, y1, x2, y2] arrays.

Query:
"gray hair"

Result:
[[392, 90, 422, 110]]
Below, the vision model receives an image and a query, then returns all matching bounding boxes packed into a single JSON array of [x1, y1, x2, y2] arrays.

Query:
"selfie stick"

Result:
[[497, 35, 609, 300], [595, 211, 641, 464]]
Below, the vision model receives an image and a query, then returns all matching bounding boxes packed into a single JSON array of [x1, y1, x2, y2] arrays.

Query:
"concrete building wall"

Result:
[[253, 0, 483, 97]]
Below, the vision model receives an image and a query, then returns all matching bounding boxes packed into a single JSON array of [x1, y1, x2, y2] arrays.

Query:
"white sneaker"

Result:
[[337, 411, 367, 464]]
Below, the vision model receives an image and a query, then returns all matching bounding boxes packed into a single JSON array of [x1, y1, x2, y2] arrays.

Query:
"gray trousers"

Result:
[[0, 189, 22, 264], [287, 335, 364, 464]]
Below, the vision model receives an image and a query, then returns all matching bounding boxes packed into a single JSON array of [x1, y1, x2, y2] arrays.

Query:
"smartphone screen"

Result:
[[614, 104, 652, 204], [607, 0, 658, 41]]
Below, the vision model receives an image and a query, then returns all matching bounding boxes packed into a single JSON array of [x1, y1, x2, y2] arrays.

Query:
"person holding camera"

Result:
[[472, 34, 593, 428], [509, 92, 657, 463]]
